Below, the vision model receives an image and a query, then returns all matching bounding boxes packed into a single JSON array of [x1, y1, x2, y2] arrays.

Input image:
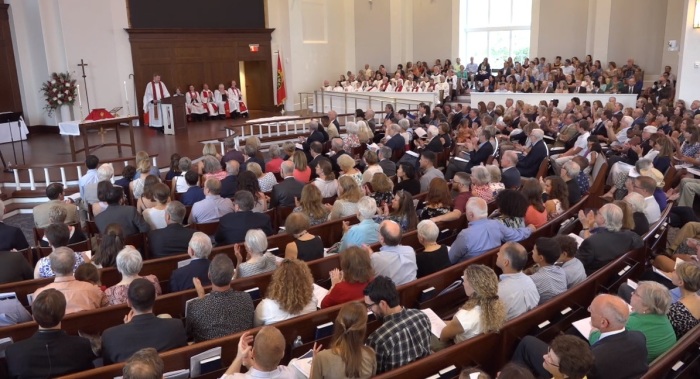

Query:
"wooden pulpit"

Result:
[[161, 95, 187, 135]]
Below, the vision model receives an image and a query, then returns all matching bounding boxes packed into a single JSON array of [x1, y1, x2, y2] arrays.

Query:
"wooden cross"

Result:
[[77, 59, 91, 112]]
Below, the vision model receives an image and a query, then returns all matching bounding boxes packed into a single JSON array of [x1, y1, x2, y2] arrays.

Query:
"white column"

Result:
[[676, 0, 700, 102], [343, 0, 356, 75], [530, 0, 541, 58], [591, 0, 612, 64]]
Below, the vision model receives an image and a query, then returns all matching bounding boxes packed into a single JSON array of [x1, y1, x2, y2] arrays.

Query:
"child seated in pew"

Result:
[[74, 263, 106, 291], [553, 235, 587, 288]]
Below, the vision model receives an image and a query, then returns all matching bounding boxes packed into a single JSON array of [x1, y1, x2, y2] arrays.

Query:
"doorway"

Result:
[[240, 60, 267, 111]]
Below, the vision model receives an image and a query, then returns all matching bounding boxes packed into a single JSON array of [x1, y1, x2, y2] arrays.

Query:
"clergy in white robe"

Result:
[[200, 84, 218, 117], [142, 74, 170, 128], [227, 81, 248, 116], [214, 84, 235, 118], [185, 85, 207, 118]]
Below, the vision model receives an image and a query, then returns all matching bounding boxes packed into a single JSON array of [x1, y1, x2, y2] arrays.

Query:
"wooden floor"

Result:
[[0, 110, 313, 183]]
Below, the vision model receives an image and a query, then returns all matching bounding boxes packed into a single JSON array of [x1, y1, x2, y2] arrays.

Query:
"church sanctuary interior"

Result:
[[1, 0, 700, 378]]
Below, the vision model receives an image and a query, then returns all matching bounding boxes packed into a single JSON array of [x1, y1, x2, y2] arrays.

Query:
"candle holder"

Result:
[[79, 104, 85, 121], [125, 100, 131, 116]]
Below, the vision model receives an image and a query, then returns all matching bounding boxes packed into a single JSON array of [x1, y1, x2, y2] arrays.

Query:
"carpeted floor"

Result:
[[5, 214, 37, 246]]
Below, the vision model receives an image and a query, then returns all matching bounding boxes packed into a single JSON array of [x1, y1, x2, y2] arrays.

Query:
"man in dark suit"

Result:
[[568, 79, 587, 94], [516, 129, 548, 178], [220, 136, 245, 168], [384, 124, 406, 156], [270, 161, 305, 208], [243, 144, 266, 172], [148, 201, 197, 258], [302, 120, 326, 151], [444, 129, 495, 180], [220, 160, 240, 198], [169, 232, 212, 292], [378, 146, 397, 177], [561, 160, 582, 206], [0, 250, 33, 284], [541, 80, 555, 93], [95, 186, 150, 236], [511, 294, 648, 379], [180, 170, 206, 206], [577, 203, 644, 275], [329, 137, 349, 175], [622, 77, 641, 97], [6, 289, 96, 377], [500, 151, 522, 189], [102, 279, 187, 365], [308, 141, 329, 179], [216, 191, 273, 246], [0, 200, 29, 252]]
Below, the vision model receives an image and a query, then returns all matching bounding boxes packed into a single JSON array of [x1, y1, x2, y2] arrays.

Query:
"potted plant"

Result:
[[40, 72, 77, 122]]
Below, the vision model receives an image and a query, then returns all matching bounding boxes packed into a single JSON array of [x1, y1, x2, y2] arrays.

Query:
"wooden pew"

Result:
[[643, 324, 700, 378]]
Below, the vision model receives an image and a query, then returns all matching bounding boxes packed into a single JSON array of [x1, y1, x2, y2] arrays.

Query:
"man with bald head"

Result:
[[515, 127, 548, 178], [512, 294, 648, 379], [363, 220, 417, 285], [270, 161, 304, 208], [221, 327, 294, 378]]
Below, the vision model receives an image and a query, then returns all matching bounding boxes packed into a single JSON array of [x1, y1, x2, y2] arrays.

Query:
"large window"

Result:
[[459, 0, 532, 69]]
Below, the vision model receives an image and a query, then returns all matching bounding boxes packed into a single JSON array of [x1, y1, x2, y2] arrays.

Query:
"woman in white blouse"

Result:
[[142, 183, 170, 230], [313, 160, 339, 198], [254, 258, 317, 326], [439, 264, 506, 345]]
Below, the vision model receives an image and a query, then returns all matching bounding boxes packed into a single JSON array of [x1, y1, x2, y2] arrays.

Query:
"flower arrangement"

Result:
[[40, 72, 77, 116]]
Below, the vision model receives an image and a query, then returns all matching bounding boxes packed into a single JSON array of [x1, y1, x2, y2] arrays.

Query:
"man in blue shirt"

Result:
[[448, 197, 535, 263], [339, 196, 380, 251], [78, 155, 100, 201]]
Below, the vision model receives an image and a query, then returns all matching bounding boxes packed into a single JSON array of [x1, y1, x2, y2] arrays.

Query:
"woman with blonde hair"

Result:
[[338, 154, 363, 187], [361, 150, 383, 185], [486, 165, 505, 198], [201, 143, 221, 160], [134, 150, 160, 177], [668, 262, 700, 338], [291, 150, 311, 183], [357, 120, 374, 145], [343, 121, 361, 152], [440, 264, 506, 344], [254, 259, 316, 326], [310, 302, 377, 378], [294, 184, 330, 226], [248, 162, 277, 193], [328, 176, 363, 220], [130, 159, 155, 199], [282, 141, 296, 160], [366, 172, 394, 208]]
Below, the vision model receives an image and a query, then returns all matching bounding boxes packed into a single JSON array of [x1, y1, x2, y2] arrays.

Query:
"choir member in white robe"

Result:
[[142, 74, 170, 129], [228, 81, 248, 117], [185, 85, 207, 121], [321, 80, 333, 91], [200, 84, 218, 117], [214, 84, 235, 119]]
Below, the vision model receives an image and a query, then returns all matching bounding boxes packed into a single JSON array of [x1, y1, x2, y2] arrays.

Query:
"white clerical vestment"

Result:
[[143, 81, 170, 127], [186, 91, 207, 115], [200, 90, 218, 116], [226, 87, 248, 114], [214, 89, 234, 116]]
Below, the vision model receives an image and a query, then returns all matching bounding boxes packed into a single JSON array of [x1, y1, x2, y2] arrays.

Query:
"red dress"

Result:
[[320, 281, 370, 309]]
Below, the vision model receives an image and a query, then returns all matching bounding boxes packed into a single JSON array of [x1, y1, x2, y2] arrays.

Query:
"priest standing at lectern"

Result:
[[143, 73, 170, 133]]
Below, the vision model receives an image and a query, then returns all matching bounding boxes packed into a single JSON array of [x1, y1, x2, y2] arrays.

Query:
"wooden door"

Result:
[[243, 60, 267, 111]]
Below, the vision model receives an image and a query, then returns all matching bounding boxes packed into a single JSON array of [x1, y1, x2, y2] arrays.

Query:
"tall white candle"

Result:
[[124, 81, 129, 102], [77, 84, 82, 107]]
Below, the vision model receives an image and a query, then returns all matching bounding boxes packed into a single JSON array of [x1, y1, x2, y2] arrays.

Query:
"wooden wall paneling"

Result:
[[127, 29, 275, 122], [0, 4, 22, 114]]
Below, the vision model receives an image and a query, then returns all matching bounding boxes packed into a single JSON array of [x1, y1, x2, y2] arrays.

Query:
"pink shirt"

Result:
[[34, 276, 108, 314], [293, 167, 312, 183], [266, 158, 284, 174]]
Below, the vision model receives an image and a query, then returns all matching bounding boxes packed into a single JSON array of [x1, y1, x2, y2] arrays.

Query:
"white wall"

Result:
[[7, 0, 133, 126], [677, 0, 700, 102], [354, 0, 391, 71], [412, 0, 453, 63], [535, 0, 589, 60], [608, 0, 667, 76], [662, 0, 684, 77]]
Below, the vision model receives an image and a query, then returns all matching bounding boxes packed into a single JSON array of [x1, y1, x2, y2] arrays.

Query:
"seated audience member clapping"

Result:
[[106, 246, 162, 305], [34, 223, 90, 279], [366, 172, 394, 208], [576, 203, 643, 275], [376, 189, 418, 232], [180, 170, 205, 206], [527, 237, 568, 304], [33, 247, 108, 314], [5, 289, 96, 377], [364, 276, 431, 374], [512, 294, 649, 379], [293, 184, 330, 226], [101, 279, 187, 365], [321, 247, 374, 309], [38, 205, 87, 247], [449, 197, 535, 264], [234, 229, 278, 278], [328, 176, 363, 220], [220, 327, 293, 378], [284, 213, 324, 262], [216, 191, 273, 246], [419, 178, 453, 220], [338, 196, 381, 251], [439, 265, 506, 345], [142, 182, 170, 230], [491, 189, 528, 229], [520, 178, 547, 228], [470, 166, 496, 202], [186, 254, 254, 342], [237, 170, 269, 212], [596, 281, 676, 362], [338, 154, 363, 187], [553, 235, 587, 288], [542, 176, 569, 220], [667, 262, 700, 338], [254, 259, 317, 326], [394, 162, 421, 196], [313, 159, 339, 198], [92, 223, 125, 268], [365, 220, 417, 286], [310, 302, 377, 378], [169, 232, 212, 292], [415, 220, 451, 278]]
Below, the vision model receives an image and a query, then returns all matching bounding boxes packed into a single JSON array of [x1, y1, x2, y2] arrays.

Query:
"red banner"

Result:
[[276, 52, 286, 105]]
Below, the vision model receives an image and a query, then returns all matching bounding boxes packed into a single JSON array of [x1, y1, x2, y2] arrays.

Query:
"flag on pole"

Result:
[[276, 52, 287, 105]]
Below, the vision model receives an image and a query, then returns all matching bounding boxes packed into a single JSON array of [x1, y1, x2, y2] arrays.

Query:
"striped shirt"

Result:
[[530, 265, 568, 304], [559, 258, 587, 288], [367, 308, 431, 374]]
